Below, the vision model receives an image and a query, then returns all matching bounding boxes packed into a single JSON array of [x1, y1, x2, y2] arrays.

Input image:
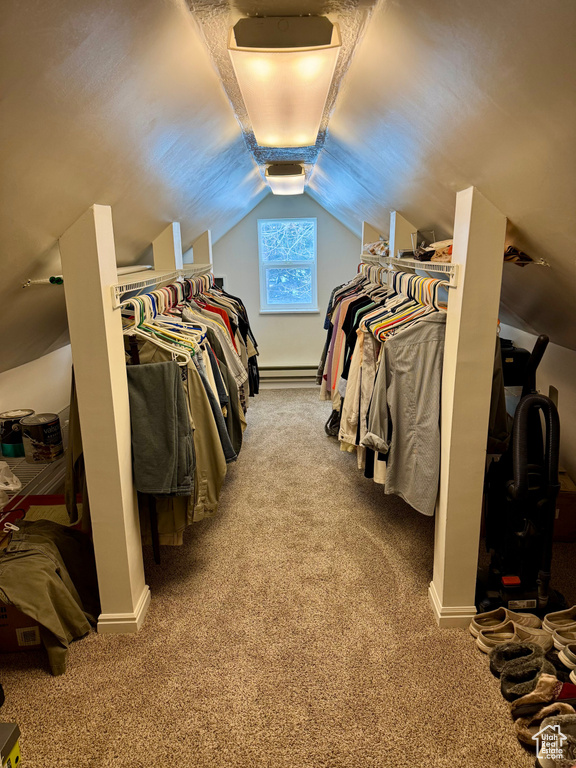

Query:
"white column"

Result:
[[153, 222, 183, 271], [59, 205, 150, 634], [361, 221, 382, 255], [389, 211, 415, 257], [191, 230, 213, 268], [429, 187, 507, 627]]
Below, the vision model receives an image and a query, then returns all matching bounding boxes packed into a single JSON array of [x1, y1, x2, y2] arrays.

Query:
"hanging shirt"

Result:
[[363, 313, 446, 517]]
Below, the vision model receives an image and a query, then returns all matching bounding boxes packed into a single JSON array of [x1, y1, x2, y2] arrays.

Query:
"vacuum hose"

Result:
[[507, 394, 560, 606]]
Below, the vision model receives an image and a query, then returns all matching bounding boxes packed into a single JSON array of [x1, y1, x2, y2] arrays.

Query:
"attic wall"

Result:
[[500, 324, 576, 483], [212, 193, 360, 369], [0, 346, 72, 416]]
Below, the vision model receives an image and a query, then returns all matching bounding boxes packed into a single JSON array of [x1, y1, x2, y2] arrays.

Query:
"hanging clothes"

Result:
[[318, 263, 448, 517], [65, 273, 259, 546]]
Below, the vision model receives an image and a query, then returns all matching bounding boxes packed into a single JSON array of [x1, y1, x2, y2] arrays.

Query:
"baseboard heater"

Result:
[[259, 365, 317, 379]]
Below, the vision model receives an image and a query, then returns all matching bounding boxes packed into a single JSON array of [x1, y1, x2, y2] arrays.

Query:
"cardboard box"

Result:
[[555, 470, 576, 543], [0, 602, 42, 652], [0, 723, 21, 768]]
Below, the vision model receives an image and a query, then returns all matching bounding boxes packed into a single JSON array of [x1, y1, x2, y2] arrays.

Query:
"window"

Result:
[[258, 218, 318, 312]]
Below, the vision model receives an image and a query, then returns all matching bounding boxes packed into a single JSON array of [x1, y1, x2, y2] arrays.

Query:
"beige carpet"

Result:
[[2, 389, 574, 767]]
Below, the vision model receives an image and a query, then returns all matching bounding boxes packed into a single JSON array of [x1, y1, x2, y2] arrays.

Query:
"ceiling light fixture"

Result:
[[265, 164, 306, 195], [228, 16, 342, 149]]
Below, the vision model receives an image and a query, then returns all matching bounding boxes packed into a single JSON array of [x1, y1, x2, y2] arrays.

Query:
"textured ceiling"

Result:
[[188, 0, 377, 174], [1, 0, 575, 377]]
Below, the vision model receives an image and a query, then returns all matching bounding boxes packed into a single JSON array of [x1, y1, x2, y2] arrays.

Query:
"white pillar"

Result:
[[361, 221, 382, 255], [59, 205, 150, 634], [153, 222, 183, 271], [191, 230, 213, 268], [389, 211, 415, 257], [429, 187, 507, 627]]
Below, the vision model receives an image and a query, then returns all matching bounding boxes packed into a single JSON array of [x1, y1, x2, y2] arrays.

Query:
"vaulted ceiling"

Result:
[[1, 0, 574, 373]]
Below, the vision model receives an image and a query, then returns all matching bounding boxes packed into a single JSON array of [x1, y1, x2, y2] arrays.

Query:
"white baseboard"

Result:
[[428, 580, 477, 628], [97, 585, 151, 634]]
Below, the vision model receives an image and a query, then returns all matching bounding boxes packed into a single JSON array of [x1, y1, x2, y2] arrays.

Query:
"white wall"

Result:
[[0, 345, 72, 415], [212, 193, 361, 369], [500, 324, 576, 482]]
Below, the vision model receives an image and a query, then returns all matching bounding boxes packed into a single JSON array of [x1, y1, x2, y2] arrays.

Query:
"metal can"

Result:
[[20, 413, 63, 464], [0, 410, 35, 458]]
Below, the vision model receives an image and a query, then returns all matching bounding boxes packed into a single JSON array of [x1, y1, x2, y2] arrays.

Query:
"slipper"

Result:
[[469, 607, 541, 638], [543, 606, 576, 634], [511, 674, 576, 718], [534, 712, 576, 767], [489, 641, 545, 678], [515, 702, 576, 747], [500, 658, 557, 702], [477, 621, 554, 654], [559, 645, 576, 671]]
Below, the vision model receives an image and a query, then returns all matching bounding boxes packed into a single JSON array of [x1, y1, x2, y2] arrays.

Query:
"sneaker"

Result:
[[543, 606, 576, 634], [554, 630, 576, 651], [476, 621, 554, 654], [469, 607, 541, 638], [559, 645, 576, 671]]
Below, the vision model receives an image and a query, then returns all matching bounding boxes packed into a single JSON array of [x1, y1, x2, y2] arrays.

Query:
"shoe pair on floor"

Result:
[[489, 641, 576, 765], [470, 606, 576, 655], [559, 644, 576, 685]]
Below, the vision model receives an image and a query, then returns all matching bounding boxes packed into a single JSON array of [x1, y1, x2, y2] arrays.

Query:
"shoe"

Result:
[[501, 659, 558, 702], [559, 645, 576, 671], [511, 674, 576, 718], [554, 629, 576, 650], [571, 670, 576, 685], [534, 712, 576, 767], [489, 641, 545, 678], [469, 607, 542, 638], [476, 621, 554, 654], [515, 702, 576, 748], [543, 606, 576, 634], [548, 648, 576, 683]]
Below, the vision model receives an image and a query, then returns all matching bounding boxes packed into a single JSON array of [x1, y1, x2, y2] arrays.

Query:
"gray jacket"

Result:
[[362, 314, 446, 516]]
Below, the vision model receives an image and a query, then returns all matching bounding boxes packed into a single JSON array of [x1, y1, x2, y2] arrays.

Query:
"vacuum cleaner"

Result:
[[476, 335, 565, 615]]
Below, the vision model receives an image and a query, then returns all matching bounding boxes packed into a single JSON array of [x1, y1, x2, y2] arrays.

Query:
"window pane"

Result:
[[265, 267, 312, 305], [260, 220, 315, 262]]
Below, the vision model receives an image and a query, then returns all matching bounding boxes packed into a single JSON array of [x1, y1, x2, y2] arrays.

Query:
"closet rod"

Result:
[[23, 265, 153, 289], [111, 264, 212, 309], [361, 253, 459, 287]]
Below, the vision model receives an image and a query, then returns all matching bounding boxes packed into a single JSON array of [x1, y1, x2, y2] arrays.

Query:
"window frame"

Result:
[[257, 217, 319, 314]]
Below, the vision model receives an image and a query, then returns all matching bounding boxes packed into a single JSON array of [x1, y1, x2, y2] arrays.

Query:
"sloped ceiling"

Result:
[[1, 0, 575, 375], [308, 0, 576, 350], [0, 0, 266, 373]]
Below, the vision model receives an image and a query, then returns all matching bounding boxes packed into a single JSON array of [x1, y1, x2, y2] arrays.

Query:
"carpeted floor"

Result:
[[1, 389, 575, 767]]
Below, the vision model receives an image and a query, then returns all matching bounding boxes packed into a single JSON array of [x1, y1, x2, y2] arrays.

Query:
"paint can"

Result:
[[20, 413, 63, 464], [0, 410, 35, 458]]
